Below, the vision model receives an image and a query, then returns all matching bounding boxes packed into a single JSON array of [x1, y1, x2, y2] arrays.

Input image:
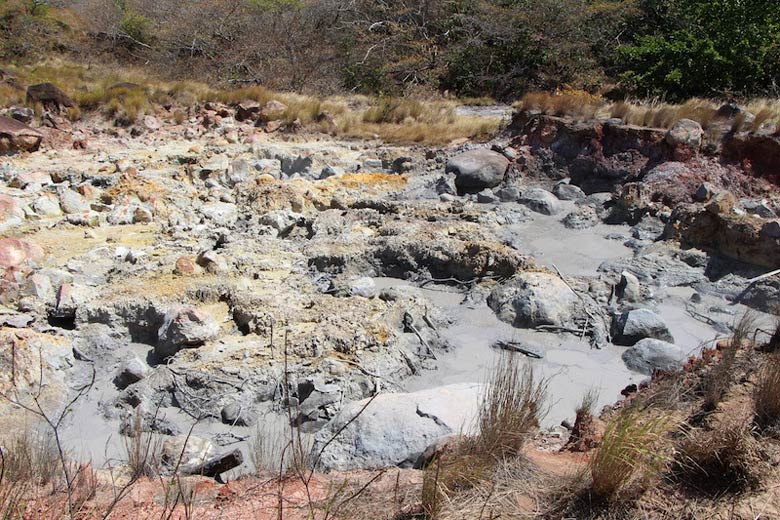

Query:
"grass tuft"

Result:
[[754, 354, 780, 434], [589, 406, 670, 500]]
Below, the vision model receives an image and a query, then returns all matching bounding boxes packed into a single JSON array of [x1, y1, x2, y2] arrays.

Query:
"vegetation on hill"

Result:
[[2, 0, 778, 101]]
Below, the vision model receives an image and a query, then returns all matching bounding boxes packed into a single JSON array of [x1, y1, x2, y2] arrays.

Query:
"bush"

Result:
[[754, 354, 780, 434]]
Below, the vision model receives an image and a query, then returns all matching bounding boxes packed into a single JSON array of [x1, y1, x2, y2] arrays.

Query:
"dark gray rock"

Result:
[[612, 309, 674, 346], [476, 189, 499, 204], [553, 182, 586, 201], [622, 338, 687, 375], [494, 186, 521, 202]]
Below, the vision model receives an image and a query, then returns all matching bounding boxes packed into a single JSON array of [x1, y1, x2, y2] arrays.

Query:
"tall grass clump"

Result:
[[754, 354, 780, 434], [474, 353, 548, 459], [249, 416, 312, 475], [589, 407, 670, 500], [1, 427, 59, 486], [702, 312, 757, 411], [123, 411, 164, 479]]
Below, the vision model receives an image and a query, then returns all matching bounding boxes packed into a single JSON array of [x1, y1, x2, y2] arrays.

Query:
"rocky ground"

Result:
[[1, 100, 779, 517]]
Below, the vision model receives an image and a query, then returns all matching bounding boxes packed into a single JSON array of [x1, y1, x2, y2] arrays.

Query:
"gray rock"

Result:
[[446, 149, 509, 192], [476, 189, 499, 204], [253, 159, 282, 178], [59, 189, 87, 214], [201, 155, 229, 174], [742, 199, 775, 218], [32, 195, 62, 217], [220, 159, 250, 187], [616, 271, 641, 303], [487, 272, 577, 328], [196, 250, 228, 274], [259, 210, 302, 236], [612, 309, 674, 346], [156, 306, 220, 358], [494, 186, 521, 202], [200, 202, 238, 227], [282, 154, 314, 176], [349, 277, 377, 298], [562, 206, 599, 229], [319, 165, 344, 180], [518, 188, 561, 215], [115, 355, 149, 388], [434, 175, 457, 196], [631, 216, 665, 242], [666, 119, 703, 150], [162, 435, 215, 472], [553, 182, 586, 201], [311, 383, 480, 470], [622, 338, 687, 375], [9, 106, 34, 124]]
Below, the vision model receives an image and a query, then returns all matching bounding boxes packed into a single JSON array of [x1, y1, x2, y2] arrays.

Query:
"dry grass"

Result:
[[516, 90, 607, 120], [249, 415, 312, 475], [702, 313, 757, 412], [589, 406, 671, 500], [673, 418, 766, 495], [123, 411, 164, 479], [754, 354, 780, 434], [1, 427, 60, 486], [473, 353, 548, 459]]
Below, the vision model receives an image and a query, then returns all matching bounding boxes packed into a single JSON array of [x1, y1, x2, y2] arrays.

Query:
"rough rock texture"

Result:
[[446, 149, 508, 193], [311, 384, 481, 471], [156, 306, 221, 358], [612, 309, 674, 346], [487, 272, 577, 328], [622, 338, 687, 375]]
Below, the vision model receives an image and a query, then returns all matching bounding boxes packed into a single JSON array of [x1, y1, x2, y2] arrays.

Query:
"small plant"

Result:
[[702, 312, 756, 411], [589, 407, 670, 500], [674, 419, 766, 494], [1, 427, 59, 485], [250, 415, 312, 475], [754, 354, 780, 434], [474, 353, 548, 459], [566, 389, 600, 452], [123, 410, 164, 479]]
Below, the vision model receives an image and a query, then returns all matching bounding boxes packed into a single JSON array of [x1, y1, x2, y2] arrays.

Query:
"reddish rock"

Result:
[[174, 256, 199, 275], [0, 116, 43, 152], [0, 238, 44, 270]]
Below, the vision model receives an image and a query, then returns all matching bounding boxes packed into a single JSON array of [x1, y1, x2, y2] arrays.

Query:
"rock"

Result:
[[133, 206, 153, 224], [616, 271, 640, 303], [518, 188, 561, 215], [26, 83, 75, 112], [494, 186, 520, 202], [622, 339, 687, 375], [0, 194, 25, 231], [115, 355, 149, 388], [0, 238, 44, 269], [59, 189, 87, 214], [446, 149, 509, 193], [220, 401, 252, 426], [298, 382, 342, 425], [434, 175, 457, 196], [349, 277, 376, 298], [742, 199, 775, 218], [760, 220, 780, 239], [186, 449, 243, 479], [196, 250, 228, 274], [200, 202, 238, 227], [319, 165, 344, 180], [311, 384, 481, 471], [0, 116, 43, 152], [553, 182, 586, 201], [156, 306, 220, 358], [611, 309, 674, 346], [174, 256, 199, 275], [8, 106, 34, 124], [259, 210, 301, 236], [705, 191, 737, 215], [9, 170, 52, 188], [694, 183, 716, 202], [487, 272, 578, 328], [562, 206, 598, 229], [476, 189, 499, 204], [143, 115, 162, 130], [666, 119, 703, 150], [201, 155, 229, 175], [162, 435, 215, 472], [221, 159, 250, 188]]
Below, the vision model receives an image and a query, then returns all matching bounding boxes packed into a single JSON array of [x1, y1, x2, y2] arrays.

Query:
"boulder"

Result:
[[0, 238, 44, 270], [487, 272, 578, 328], [115, 355, 150, 388], [622, 338, 687, 375], [518, 188, 561, 215], [615, 271, 640, 303], [156, 306, 220, 358], [494, 186, 521, 202], [311, 383, 481, 471], [476, 189, 499, 204], [666, 119, 703, 149], [0, 116, 43, 152], [59, 189, 88, 214], [349, 277, 376, 298], [162, 435, 215, 472], [611, 309, 674, 346], [446, 149, 508, 193], [553, 182, 586, 201], [26, 83, 75, 112]]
